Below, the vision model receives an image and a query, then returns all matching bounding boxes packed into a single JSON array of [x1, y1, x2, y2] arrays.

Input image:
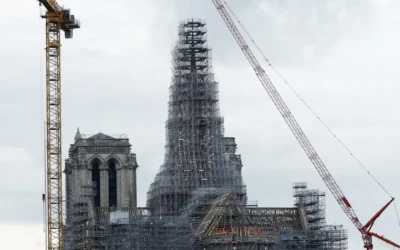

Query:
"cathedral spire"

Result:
[[74, 127, 82, 142], [147, 19, 245, 216]]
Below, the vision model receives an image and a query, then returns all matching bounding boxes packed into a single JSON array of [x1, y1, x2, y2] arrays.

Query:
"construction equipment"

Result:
[[38, 0, 80, 249], [212, 0, 400, 249]]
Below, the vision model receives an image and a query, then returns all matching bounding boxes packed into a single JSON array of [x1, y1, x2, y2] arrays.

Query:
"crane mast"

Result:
[[38, 0, 80, 249], [212, 0, 399, 249]]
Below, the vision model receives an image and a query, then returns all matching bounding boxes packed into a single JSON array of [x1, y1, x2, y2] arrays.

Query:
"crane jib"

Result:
[[212, 0, 399, 249], [342, 197, 352, 208]]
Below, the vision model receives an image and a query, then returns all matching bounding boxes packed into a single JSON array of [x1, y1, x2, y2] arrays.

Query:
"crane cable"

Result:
[[395, 201, 400, 226], [223, 0, 400, 226], [38, 5, 47, 234]]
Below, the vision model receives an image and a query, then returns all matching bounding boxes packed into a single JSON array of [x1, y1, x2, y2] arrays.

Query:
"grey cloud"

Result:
[[248, 0, 373, 66], [1, 0, 400, 249]]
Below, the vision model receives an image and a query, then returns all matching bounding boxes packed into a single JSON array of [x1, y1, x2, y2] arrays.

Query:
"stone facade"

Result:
[[64, 129, 138, 223], [223, 137, 243, 174]]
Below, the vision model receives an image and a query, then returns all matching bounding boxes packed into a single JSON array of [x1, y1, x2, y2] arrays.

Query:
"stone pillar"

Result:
[[76, 169, 83, 202], [64, 167, 72, 224], [80, 168, 87, 189], [119, 166, 134, 208], [120, 168, 128, 208], [71, 168, 77, 207], [127, 154, 138, 208], [116, 167, 122, 208], [131, 167, 137, 208], [100, 166, 109, 207]]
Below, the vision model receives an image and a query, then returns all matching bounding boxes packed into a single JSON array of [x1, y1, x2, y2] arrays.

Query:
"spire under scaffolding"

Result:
[[147, 19, 246, 216]]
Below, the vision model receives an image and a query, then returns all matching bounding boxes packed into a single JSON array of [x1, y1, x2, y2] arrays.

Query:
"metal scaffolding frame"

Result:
[[293, 182, 326, 230]]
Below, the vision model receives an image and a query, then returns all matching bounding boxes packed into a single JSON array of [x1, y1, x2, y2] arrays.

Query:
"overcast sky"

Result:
[[1, 0, 400, 249]]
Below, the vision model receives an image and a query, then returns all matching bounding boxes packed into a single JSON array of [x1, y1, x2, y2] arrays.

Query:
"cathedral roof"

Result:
[[71, 131, 131, 147], [88, 132, 116, 140]]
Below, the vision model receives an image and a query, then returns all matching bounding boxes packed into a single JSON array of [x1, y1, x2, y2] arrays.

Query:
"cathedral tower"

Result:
[[64, 130, 138, 223]]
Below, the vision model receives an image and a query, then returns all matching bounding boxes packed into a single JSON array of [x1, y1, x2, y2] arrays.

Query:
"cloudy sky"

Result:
[[1, 0, 400, 249]]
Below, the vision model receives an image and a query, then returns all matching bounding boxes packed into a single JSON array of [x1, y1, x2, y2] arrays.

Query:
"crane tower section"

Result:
[[38, 0, 80, 249]]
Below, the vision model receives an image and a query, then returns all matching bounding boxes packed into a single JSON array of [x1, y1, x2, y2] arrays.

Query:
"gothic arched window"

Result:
[[108, 160, 117, 208], [90, 159, 101, 207]]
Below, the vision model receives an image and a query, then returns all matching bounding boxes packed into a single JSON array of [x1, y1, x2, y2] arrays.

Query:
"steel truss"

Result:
[[46, 17, 63, 249]]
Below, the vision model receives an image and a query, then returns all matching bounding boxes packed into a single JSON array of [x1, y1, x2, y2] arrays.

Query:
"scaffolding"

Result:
[[147, 19, 246, 217], [293, 182, 326, 230], [65, 197, 347, 249], [64, 20, 347, 250], [192, 189, 347, 249], [65, 205, 196, 249]]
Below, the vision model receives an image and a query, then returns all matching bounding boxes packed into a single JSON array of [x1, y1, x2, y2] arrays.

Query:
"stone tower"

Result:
[[64, 129, 138, 223]]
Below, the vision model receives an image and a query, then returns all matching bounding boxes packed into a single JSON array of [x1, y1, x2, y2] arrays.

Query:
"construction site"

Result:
[[62, 20, 347, 249], [37, 0, 400, 250]]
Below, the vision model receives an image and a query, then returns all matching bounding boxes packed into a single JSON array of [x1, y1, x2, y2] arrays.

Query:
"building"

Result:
[[64, 19, 347, 249], [63, 131, 138, 249], [65, 131, 138, 212]]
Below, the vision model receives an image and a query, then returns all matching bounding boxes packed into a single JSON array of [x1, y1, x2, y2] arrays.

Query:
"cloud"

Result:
[[1, 0, 400, 249], [252, 0, 373, 65], [0, 223, 45, 250], [0, 147, 44, 222]]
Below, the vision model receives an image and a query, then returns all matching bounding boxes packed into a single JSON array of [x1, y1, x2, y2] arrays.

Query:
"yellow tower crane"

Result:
[[38, 0, 80, 249]]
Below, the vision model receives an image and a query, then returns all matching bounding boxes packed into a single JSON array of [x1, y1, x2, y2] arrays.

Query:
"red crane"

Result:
[[212, 0, 400, 249]]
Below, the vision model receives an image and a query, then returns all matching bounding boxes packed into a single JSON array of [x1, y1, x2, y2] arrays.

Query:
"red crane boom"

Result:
[[212, 0, 399, 249]]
